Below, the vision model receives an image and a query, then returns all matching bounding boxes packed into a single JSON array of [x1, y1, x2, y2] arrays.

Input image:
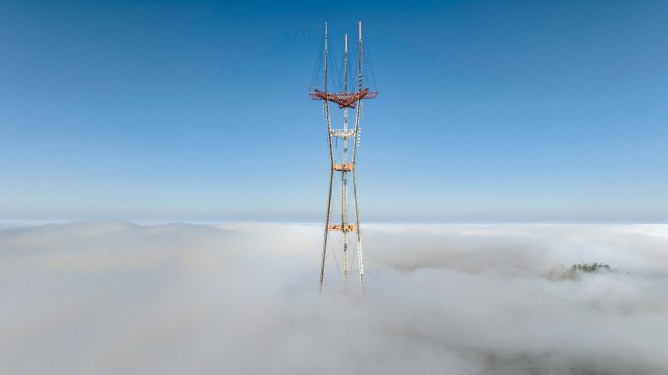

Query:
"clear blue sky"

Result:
[[1, 0, 666, 222]]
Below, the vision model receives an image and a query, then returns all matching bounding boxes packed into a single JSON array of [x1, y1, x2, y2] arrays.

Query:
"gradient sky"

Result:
[[1, 0, 666, 222]]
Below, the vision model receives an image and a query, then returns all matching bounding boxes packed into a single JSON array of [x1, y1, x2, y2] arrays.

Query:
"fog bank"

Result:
[[1, 222, 667, 374]]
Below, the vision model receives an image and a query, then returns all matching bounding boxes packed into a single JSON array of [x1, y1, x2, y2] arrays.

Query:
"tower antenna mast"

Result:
[[309, 22, 378, 296]]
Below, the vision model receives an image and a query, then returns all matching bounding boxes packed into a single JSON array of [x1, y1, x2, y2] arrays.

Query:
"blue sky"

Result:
[[1, 0, 666, 222]]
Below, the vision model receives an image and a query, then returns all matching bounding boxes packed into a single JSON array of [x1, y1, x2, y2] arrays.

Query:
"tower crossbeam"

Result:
[[309, 88, 378, 108], [330, 129, 356, 139]]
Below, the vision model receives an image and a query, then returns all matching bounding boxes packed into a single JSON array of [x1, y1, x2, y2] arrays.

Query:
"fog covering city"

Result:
[[1, 221, 667, 374]]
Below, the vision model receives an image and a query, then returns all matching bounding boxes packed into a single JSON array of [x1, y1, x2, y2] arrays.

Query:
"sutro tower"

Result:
[[309, 22, 378, 295]]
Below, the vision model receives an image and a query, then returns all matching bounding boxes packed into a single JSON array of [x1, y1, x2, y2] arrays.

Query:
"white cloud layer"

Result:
[[1, 222, 667, 374]]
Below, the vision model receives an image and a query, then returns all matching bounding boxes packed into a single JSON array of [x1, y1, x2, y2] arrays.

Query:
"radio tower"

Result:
[[309, 22, 378, 295]]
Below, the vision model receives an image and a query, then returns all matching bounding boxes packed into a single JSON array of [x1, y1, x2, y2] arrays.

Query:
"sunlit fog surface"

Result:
[[1, 222, 667, 374]]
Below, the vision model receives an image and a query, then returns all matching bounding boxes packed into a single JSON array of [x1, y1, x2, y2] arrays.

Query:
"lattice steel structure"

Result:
[[309, 22, 377, 295]]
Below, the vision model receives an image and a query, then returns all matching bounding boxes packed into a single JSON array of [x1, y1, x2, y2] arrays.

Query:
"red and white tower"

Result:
[[309, 22, 377, 295]]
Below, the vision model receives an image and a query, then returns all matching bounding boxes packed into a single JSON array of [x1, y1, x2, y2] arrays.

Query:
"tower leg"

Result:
[[320, 169, 334, 291], [343, 169, 349, 285], [352, 167, 364, 297]]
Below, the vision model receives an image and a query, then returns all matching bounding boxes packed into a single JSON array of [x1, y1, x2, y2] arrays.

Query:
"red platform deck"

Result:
[[309, 88, 378, 108]]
